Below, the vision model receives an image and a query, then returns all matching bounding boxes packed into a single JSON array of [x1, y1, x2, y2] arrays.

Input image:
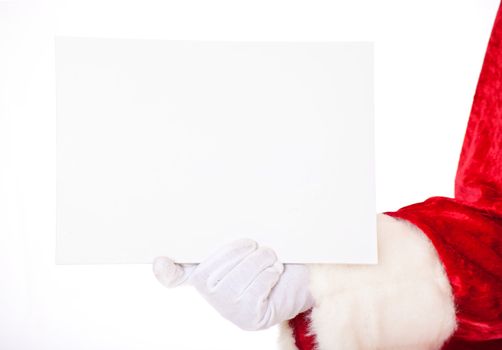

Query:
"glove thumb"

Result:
[[153, 257, 196, 287]]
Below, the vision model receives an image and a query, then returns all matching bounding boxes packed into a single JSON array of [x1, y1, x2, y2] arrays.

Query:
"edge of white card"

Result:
[[55, 37, 377, 265]]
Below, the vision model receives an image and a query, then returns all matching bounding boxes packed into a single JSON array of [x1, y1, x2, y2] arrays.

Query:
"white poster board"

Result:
[[56, 37, 376, 264]]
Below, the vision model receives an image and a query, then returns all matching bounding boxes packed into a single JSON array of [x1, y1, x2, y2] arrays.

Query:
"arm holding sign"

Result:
[[153, 214, 459, 349], [153, 239, 313, 331], [154, 3, 502, 349]]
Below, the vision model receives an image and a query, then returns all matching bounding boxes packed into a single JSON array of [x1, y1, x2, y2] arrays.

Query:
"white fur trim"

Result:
[[278, 321, 299, 350], [278, 214, 457, 350]]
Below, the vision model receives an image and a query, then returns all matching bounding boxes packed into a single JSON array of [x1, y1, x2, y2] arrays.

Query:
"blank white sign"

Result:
[[56, 37, 375, 264]]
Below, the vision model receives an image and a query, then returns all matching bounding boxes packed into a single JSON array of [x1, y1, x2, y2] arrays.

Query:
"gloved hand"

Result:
[[153, 239, 314, 331]]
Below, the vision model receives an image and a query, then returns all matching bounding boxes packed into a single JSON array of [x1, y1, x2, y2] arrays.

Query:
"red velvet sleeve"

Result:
[[387, 2, 502, 347], [385, 199, 502, 349]]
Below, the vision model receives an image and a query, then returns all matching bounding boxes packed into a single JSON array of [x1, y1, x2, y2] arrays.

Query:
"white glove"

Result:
[[153, 239, 314, 331]]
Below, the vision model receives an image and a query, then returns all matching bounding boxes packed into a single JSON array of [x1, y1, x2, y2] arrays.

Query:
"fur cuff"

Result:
[[278, 321, 300, 350], [279, 214, 457, 350]]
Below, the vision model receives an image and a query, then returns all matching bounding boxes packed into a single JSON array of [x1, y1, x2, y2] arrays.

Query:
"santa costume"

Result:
[[282, 2, 502, 350]]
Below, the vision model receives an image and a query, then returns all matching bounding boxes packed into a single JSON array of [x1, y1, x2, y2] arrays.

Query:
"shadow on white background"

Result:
[[0, 0, 498, 349]]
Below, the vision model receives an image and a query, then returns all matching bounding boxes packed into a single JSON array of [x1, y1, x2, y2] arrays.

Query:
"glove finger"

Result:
[[236, 264, 283, 330], [214, 246, 282, 294], [191, 239, 257, 289], [153, 256, 196, 288], [239, 261, 283, 300]]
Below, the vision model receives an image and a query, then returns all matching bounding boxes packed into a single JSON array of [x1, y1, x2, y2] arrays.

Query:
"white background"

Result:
[[0, 0, 499, 349]]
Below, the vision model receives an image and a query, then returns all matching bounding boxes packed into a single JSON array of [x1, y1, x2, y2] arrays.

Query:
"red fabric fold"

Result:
[[455, 1, 502, 215], [288, 310, 317, 350]]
